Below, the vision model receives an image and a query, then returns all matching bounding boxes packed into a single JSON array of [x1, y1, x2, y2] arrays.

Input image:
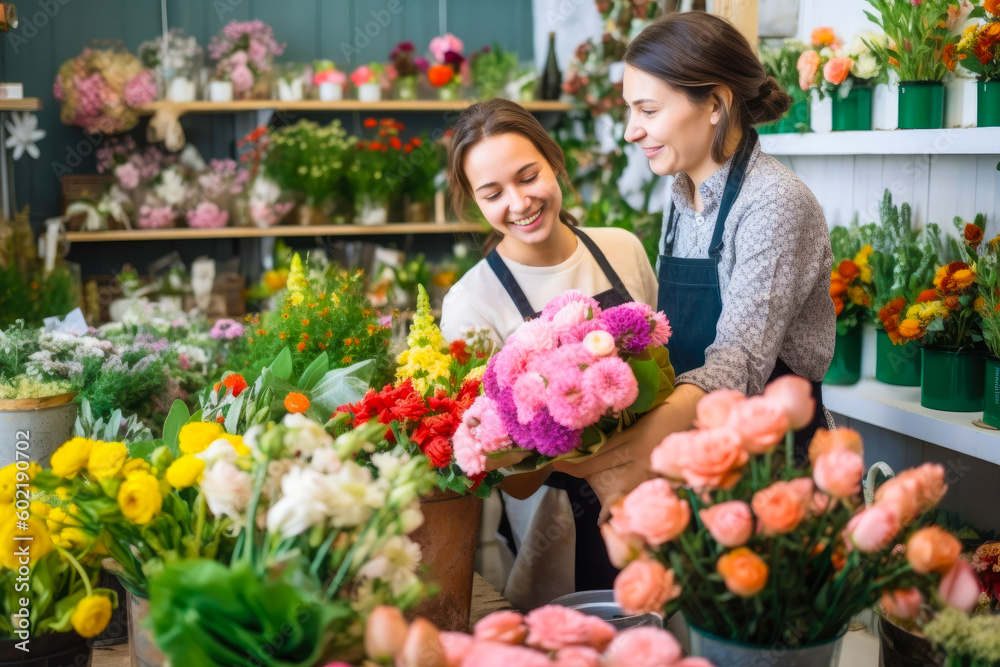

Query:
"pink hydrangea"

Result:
[[187, 202, 230, 229], [124, 71, 157, 107], [137, 205, 176, 229], [114, 163, 140, 190]]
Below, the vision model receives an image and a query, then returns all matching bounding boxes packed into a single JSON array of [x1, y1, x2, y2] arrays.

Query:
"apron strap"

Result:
[[663, 202, 678, 258], [709, 128, 758, 259], [486, 249, 536, 321], [568, 226, 634, 305]]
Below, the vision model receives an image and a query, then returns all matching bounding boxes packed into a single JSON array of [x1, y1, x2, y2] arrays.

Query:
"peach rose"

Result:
[[439, 632, 475, 667], [813, 450, 864, 498], [726, 396, 790, 455], [464, 641, 555, 667], [823, 57, 854, 85], [844, 504, 901, 553], [610, 478, 691, 546], [397, 617, 446, 667], [554, 646, 604, 667], [614, 555, 682, 615], [524, 605, 616, 652], [939, 560, 982, 612], [694, 388, 745, 428], [906, 526, 962, 574], [474, 611, 527, 645], [762, 375, 816, 431], [808, 427, 863, 465], [699, 501, 754, 548], [880, 588, 924, 619], [604, 627, 683, 667], [717, 547, 769, 597], [752, 480, 811, 535], [875, 463, 948, 525], [364, 605, 408, 660], [797, 50, 821, 91], [682, 427, 748, 490], [601, 522, 643, 569], [649, 431, 693, 481]]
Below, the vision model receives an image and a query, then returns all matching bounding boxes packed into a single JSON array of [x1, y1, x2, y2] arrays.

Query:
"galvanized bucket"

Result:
[[551, 590, 664, 630], [0, 397, 77, 466]]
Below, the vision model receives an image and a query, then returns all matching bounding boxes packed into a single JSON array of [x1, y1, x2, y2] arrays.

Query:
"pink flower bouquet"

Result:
[[209, 20, 286, 98], [362, 604, 715, 667], [452, 290, 674, 476], [53, 48, 156, 135], [605, 375, 976, 650]]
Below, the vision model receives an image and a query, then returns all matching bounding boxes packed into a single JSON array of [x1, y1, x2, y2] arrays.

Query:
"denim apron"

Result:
[[487, 224, 632, 592], [657, 128, 826, 458]]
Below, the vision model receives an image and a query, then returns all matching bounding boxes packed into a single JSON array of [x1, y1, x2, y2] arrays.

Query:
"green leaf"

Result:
[[104, 408, 123, 441], [163, 400, 191, 458], [225, 391, 247, 436], [269, 347, 294, 382], [297, 352, 330, 391], [627, 356, 662, 414], [309, 359, 376, 416], [127, 438, 158, 461]]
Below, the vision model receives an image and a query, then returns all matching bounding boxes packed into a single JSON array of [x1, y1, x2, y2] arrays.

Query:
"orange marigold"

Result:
[[965, 223, 984, 246], [283, 392, 310, 414], [879, 297, 907, 344], [897, 318, 925, 341], [943, 43, 958, 72], [918, 288, 939, 303], [975, 23, 1000, 65], [837, 259, 860, 283], [297, 342, 307, 352], [342, 356, 352, 364], [934, 262, 975, 293], [220, 373, 248, 397], [830, 271, 848, 298], [318, 342, 327, 350], [279, 332, 287, 340], [986, 0, 1000, 15], [945, 294, 961, 311]]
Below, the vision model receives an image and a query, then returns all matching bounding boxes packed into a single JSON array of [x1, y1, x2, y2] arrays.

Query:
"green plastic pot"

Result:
[[832, 86, 872, 131], [825, 328, 863, 385], [920, 347, 984, 412], [977, 80, 1000, 128], [778, 99, 811, 133], [983, 357, 1000, 427], [898, 81, 945, 129], [875, 329, 922, 386]]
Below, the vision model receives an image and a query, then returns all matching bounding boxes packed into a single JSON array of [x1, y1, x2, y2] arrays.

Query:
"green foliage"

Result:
[[759, 40, 811, 104], [74, 397, 154, 443], [262, 119, 355, 207], [863, 0, 970, 82], [470, 42, 520, 98], [0, 260, 78, 328]]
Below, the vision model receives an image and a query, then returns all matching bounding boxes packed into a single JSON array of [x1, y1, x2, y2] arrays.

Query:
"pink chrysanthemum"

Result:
[[492, 343, 535, 389], [649, 311, 672, 347], [583, 356, 639, 413], [550, 300, 593, 335], [462, 396, 511, 454], [540, 290, 601, 322], [512, 372, 547, 424], [546, 368, 604, 430], [505, 318, 559, 356], [528, 343, 596, 381], [452, 421, 486, 476]]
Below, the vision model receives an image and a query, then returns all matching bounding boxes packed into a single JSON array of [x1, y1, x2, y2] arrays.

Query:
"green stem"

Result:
[[242, 463, 269, 566], [190, 494, 206, 559], [326, 514, 380, 599], [784, 430, 794, 478], [310, 530, 340, 578], [57, 546, 93, 597]]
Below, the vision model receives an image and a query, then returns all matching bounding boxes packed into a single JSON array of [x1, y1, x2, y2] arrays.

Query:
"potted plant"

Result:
[[924, 608, 1000, 666], [312, 59, 346, 101], [208, 19, 285, 100], [351, 62, 386, 102], [955, 2, 1000, 127], [427, 33, 466, 101], [798, 28, 884, 131], [348, 118, 407, 225], [274, 62, 310, 102], [138, 28, 203, 103], [864, 0, 963, 129], [974, 228, 1000, 426], [759, 40, 812, 133], [470, 42, 520, 100], [396, 133, 442, 222], [826, 224, 872, 384], [389, 41, 422, 100]]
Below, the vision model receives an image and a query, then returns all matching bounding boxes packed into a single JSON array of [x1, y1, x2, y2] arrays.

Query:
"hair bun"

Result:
[[749, 76, 791, 125]]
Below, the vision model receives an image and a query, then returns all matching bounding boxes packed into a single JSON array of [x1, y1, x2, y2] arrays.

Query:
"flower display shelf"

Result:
[[822, 379, 1000, 466], [760, 126, 1000, 155], [137, 99, 571, 117], [64, 222, 486, 242], [0, 97, 42, 111]]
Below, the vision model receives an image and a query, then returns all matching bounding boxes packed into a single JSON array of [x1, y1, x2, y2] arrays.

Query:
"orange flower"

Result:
[[342, 356, 352, 364], [318, 342, 327, 350], [216, 414, 226, 424], [975, 23, 1000, 65], [879, 297, 907, 344], [987, 0, 1000, 15], [964, 223, 984, 246], [943, 43, 958, 72], [897, 318, 925, 340], [934, 262, 975, 293], [283, 392, 310, 414], [906, 526, 961, 574], [837, 260, 860, 283], [325, 331, 333, 338], [717, 547, 769, 597], [301, 333, 309, 340], [297, 342, 307, 352], [945, 294, 961, 311], [811, 26, 837, 48], [428, 64, 455, 87], [918, 288, 939, 303], [221, 374, 247, 397], [301, 319, 310, 326], [389, 137, 402, 150], [833, 297, 845, 316], [889, 56, 900, 68], [808, 427, 863, 465], [830, 271, 848, 298], [279, 332, 287, 340], [363, 118, 377, 128], [256, 329, 267, 336]]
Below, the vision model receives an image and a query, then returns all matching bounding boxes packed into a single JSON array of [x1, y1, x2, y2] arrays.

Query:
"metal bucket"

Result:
[[687, 620, 844, 667], [0, 399, 77, 466], [550, 590, 664, 630]]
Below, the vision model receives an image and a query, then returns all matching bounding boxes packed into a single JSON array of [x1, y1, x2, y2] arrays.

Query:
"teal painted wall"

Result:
[[0, 0, 534, 233]]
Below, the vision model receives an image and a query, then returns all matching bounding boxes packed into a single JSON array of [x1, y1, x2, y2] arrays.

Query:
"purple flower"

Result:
[[599, 307, 652, 356], [414, 56, 430, 72], [527, 409, 582, 457], [378, 314, 393, 328], [210, 318, 245, 340]]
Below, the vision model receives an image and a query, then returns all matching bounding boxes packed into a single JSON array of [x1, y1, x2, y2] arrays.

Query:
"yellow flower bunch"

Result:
[[179, 422, 225, 455], [395, 285, 453, 395], [165, 455, 206, 490], [0, 515, 52, 569], [117, 471, 163, 525], [287, 253, 308, 294], [0, 461, 40, 503], [854, 245, 874, 284]]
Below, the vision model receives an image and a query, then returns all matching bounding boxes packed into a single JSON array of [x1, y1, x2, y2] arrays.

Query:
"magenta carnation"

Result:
[[600, 306, 653, 356]]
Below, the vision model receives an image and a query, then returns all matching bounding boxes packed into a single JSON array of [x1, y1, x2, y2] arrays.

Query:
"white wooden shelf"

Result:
[[137, 99, 571, 117], [65, 222, 485, 242], [760, 127, 1000, 156], [823, 378, 1000, 466]]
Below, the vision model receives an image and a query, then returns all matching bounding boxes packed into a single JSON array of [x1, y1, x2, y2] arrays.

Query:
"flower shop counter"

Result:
[[823, 379, 1000, 466]]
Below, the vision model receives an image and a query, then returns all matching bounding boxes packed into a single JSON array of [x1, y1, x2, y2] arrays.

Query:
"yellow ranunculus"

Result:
[[117, 472, 163, 525], [122, 458, 151, 477], [46, 505, 82, 532], [165, 456, 205, 490], [179, 422, 225, 455], [288, 291, 305, 306], [53, 526, 91, 551], [50, 437, 95, 479], [0, 461, 40, 503], [87, 441, 127, 480], [0, 516, 53, 569], [29, 501, 50, 519], [71, 595, 113, 638]]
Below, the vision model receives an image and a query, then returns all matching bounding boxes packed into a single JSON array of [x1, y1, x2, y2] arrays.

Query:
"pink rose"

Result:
[[938, 560, 982, 612], [879, 588, 924, 619], [554, 646, 603, 667], [582, 329, 616, 357], [440, 632, 475, 667], [844, 504, 901, 553], [823, 57, 854, 86], [649, 431, 692, 481], [397, 617, 446, 667], [699, 500, 754, 547], [603, 627, 682, 667], [762, 375, 815, 430], [525, 605, 614, 652], [682, 428, 748, 490], [613, 555, 681, 615], [813, 450, 864, 498], [474, 611, 527, 645], [875, 463, 947, 525], [610, 478, 690, 546], [694, 388, 745, 429], [726, 396, 789, 455], [462, 642, 552, 667], [752, 479, 811, 535], [600, 522, 643, 569], [364, 605, 408, 660], [797, 50, 821, 91], [551, 301, 592, 334]]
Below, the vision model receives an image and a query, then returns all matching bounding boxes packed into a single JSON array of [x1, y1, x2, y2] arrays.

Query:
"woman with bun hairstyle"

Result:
[[440, 98, 661, 610], [560, 12, 836, 495]]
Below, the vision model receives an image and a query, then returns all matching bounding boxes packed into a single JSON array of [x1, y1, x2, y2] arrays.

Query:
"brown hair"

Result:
[[625, 12, 790, 163], [447, 98, 578, 255]]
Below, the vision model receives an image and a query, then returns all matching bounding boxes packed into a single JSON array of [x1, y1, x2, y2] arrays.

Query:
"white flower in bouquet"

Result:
[[250, 174, 282, 203], [201, 460, 253, 522], [399, 507, 424, 534], [196, 438, 242, 467], [309, 447, 343, 474], [266, 465, 340, 538], [852, 51, 880, 79], [281, 412, 334, 455], [328, 462, 389, 528], [155, 167, 188, 206], [356, 535, 422, 596], [371, 451, 411, 482]]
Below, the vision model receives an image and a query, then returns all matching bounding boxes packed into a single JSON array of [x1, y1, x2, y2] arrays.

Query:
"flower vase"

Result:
[[832, 86, 872, 131], [208, 80, 233, 103], [686, 620, 845, 667], [127, 591, 166, 667], [277, 78, 304, 102], [406, 488, 483, 632], [984, 357, 1000, 428], [405, 200, 431, 223], [357, 195, 389, 225], [438, 82, 460, 101], [396, 76, 418, 100], [878, 615, 945, 667], [875, 329, 922, 386], [296, 204, 327, 226], [318, 81, 343, 102], [898, 81, 945, 129], [166, 75, 197, 103], [978, 80, 1000, 128], [920, 347, 985, 412], [357, 82, 381, 103], [824, 327, 862, 385], [0, 397, 77, 466]]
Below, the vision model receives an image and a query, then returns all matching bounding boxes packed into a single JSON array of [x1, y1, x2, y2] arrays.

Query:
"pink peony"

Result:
[[752, 479, 812, 535], [813, 450, 864, 498], [364, 605, 407, 660], [613, 555, 681, 615], [187, 202, 230, 229], [797, 50, 821, 91], [938, 560, 981, 612], [823, 57, 854, 86], [600, 522, 643, 569], [430, 33, 465, 62], [649, 431, 692, 481], [603, 627, 682, 667], [880, 588, 924, 619], [844, 504, 901, 553], [582, 329, 616, 357], [610, 478, 690, 546], [474, 611, 527, 645], [440, 632, 475, 667], [725, 396, 789, 455], [694, 388, 745, 429], [582, 356, 639, 413], [553, 646, 603, 667], [681, 427, 748, 490], [762, 375, 815, 430], [699, 500, 754, 547], [524, 605, 615, 652]]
